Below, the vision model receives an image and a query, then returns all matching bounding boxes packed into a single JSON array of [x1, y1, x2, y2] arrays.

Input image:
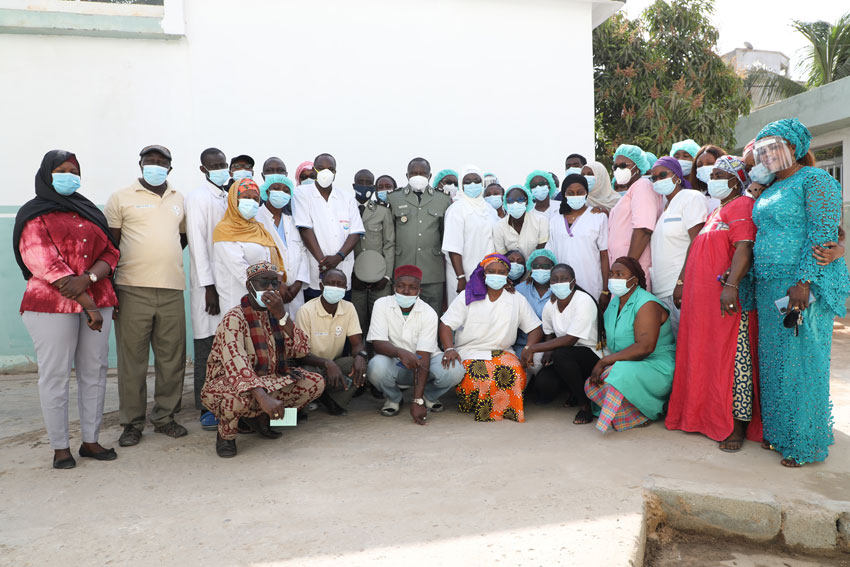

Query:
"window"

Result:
[[814, 143, 843, 189]]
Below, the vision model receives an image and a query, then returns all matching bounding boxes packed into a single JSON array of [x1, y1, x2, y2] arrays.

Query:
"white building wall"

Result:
[[0, 0, 596, 206]]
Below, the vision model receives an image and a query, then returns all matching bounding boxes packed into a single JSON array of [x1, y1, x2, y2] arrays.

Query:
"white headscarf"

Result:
[[457, 164, 489, 211], [585, 160, 621, 210]]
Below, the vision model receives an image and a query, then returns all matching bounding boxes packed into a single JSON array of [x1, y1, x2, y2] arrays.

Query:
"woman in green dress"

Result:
[[585, 256, 676, 432]]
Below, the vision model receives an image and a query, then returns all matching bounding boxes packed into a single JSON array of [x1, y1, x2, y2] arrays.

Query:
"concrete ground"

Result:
[[2, 321, 850, 566]]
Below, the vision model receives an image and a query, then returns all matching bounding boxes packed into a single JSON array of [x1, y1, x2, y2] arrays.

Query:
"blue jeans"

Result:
[[367, 353, 465, 404]]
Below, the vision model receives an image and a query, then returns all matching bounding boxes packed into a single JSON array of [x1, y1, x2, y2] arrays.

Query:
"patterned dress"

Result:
[[457, 351, 527, 422], [201, 302, 324, 440], [752, 166, 850, 463]]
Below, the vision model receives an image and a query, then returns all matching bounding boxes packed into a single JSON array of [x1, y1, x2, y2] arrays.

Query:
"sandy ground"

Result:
[[1, 321, 850, 566]]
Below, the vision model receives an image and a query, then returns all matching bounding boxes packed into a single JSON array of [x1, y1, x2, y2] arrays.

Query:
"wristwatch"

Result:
[[412, 398, 425, 406], [355, 350, 369, 359], [86, 271, 98, 283]]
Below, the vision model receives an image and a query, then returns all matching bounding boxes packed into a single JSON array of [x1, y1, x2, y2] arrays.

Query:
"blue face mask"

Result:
[[652, 178, 677, 196], [696, 165, 714, 184], [566, 196, 587, 210], [52, 172, 81, 196], [677, 160, 693, 176], [322, 285, 346, 304], [395, 293, 417, 309], [484, 195, 503, 209], [268, 190, 291, 209], [463, 183, 483, 199], [301, 178, 315, 186], [707, 178, 734, 200], [249, 283, 267, 308], [261, 174, 292, 201], [377, 190, 389, 203], [749, 163, 776, 185], [142, 165, 169, 186], [550, 281, 574, 299], [232, 169, 253, 181], [484, 273, 508, 290], [508, 262, 525, 281], [238, 198, 260, 220], [531, 186, 550, 202], [206, 168, 230, 187], [608, 277, 634, 297], [505, 201, 527, 219], [531, 269, 551, 284], [585, 175, 596, 191], [565, 167, 583, 177]]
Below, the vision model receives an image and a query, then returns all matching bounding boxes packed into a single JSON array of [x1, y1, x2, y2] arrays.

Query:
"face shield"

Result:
[[753, 136, 794, 173]]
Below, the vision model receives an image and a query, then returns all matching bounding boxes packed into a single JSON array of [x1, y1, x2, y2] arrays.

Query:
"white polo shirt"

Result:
[[293, 185, 365, 290], [366, 296, 440, 354], [441, 289, 541, 361], [541, 290, 604, 358]]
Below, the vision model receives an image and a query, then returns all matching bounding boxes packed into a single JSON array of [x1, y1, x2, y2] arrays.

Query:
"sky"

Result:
[[622, 0, 848, 80]]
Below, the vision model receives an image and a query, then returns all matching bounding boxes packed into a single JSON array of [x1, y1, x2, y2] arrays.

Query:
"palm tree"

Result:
[[743, 12, 850, 106]]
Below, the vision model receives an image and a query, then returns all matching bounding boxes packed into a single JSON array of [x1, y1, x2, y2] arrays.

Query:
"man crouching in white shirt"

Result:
[[366, 264, 465, 424]]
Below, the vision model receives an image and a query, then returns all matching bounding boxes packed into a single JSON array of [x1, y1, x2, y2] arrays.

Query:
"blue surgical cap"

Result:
[[755, 118, 812, 159], [613, 144, 651, 174], [433, 169, 458, 188], [670, 139, 700, 159], [526, 248, 557, 271], [503, 184, 534, 212], [524, 170, 558, 198]]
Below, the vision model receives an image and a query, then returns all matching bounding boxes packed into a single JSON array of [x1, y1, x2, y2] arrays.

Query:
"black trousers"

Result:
[[533, 345, 600, 405]]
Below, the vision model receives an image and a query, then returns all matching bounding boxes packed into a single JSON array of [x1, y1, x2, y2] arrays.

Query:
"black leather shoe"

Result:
[[319, 392, 348, 416], [118, 426, 142, 447], [216, 434, 237, 458], [245, 415, 282, 439], [53, 455, 76, 470], [79, 446, 118, 461]]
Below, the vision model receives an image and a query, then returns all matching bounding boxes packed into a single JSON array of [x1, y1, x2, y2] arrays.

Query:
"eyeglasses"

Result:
[[649, 171, 673, 182], [252, 278, 281, 290], [505, 197, 527, 204]]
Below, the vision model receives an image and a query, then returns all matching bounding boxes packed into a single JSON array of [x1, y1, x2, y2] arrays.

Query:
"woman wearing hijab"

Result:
[[751, 118, 850, 466], [213, 179, 287, 312], [547, 174, 610, 307], [295, 161, 315, 187], [647, 157, 707, 335], [15, 150, 120, 469], [607, 144, 663, 292], [492, 184, 548, 258], [442, 165, 499, 306], [439, 253, 543, 422], [666, 155, 763, 452], [581, 161, 620, 211]]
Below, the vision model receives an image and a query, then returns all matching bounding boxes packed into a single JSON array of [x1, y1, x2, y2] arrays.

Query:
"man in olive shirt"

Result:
[[351, 168, 395, 336], [105, 144, 188, 447], [386, 157, 451, 315]]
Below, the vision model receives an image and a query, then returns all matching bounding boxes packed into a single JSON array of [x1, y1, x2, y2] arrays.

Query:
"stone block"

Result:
[[782, 500, 838, 550]]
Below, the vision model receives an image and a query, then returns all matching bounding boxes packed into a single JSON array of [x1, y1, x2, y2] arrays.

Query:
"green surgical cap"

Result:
[[260, 174, 294, 201], [526, 248, 557, 271], [755, 118, 812, 159], [613, 144, 651, 174], [503, 184, 534, 212], [644, 152, 658, 168], [670, 139, 700, 159], [524, 170, 558, 198], [433, 169, 458, 188]]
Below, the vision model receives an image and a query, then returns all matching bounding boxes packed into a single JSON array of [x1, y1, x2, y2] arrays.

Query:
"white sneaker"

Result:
[[424, 398, 444, 412], [381, 399, 401, 417]]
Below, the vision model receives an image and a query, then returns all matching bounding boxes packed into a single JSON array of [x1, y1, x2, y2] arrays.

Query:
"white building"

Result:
[[0, 0, 622, 365], [722, 43, 790, 77]]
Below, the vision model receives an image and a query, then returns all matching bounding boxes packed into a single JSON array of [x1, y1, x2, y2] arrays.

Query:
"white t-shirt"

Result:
[[650, 189, 707, 297], [293, 185, 365, 290], [541, 290, 604, 358], [546, 209, 608, 300], [366, 296, 440, 355], [441, 289, 541, 360], [492, 212, 549, 259]]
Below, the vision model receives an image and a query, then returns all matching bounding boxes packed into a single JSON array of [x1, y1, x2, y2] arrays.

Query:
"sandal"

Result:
[[781, 457, 802, 468], [118, 425, 142, 447], [153, 421, 188, 438], [573, 409, 594, 425], [53, 455, 76, 470], [719, 438, 744, 453]]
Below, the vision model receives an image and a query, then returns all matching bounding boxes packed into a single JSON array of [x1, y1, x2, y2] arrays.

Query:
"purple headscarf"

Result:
[[465, 253, 511, 305], [653, 155, 692, 188]]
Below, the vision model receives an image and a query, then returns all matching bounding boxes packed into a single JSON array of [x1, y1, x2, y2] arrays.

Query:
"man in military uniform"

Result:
[[386, 157, 451, 315], [351, 169, 395, 336]]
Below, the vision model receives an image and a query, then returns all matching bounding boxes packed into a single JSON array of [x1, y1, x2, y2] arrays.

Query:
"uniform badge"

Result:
[[334, 325, 343, 337], [400, 215, 408, 223]]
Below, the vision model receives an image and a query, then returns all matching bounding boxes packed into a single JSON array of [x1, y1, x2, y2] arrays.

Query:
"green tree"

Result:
[[593, 0, 750, 167], [744, 12, 850, 105]]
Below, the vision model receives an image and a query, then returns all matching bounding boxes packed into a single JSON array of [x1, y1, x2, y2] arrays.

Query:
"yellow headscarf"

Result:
[[213, 179, 286, 280]]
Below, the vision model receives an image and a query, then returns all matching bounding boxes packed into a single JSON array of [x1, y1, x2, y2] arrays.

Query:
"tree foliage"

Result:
[[593, 0, 750, 167]]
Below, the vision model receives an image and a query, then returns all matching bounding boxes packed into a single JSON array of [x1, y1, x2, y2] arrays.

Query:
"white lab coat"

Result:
[[185, 183, 228, 339], [257, 206, 310, 319], [442, 199, 498, 306]]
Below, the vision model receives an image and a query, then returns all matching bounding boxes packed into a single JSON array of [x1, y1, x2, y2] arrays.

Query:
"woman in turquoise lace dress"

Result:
[[751, 118, 850, 466]]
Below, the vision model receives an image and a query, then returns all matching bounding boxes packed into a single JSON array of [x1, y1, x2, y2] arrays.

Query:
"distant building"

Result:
[[722, 43, 791, 77]]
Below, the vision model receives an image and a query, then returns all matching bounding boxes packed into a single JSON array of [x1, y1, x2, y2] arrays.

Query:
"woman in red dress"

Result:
[[665, 155, 763, 451]]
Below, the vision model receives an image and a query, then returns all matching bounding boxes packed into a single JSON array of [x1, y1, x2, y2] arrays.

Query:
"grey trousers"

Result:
[[22, 308, 113, 450], [115, 285, 186, 430], [302, 356, 357, 409], [418, 282, 445, 317], [193, 336, 214, 411]]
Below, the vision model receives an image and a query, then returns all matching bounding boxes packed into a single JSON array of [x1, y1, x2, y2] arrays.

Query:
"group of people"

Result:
[[15, 117, 848, 468]]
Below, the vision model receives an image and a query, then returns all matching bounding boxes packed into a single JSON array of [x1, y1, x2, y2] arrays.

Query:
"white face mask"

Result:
[[316, 169, 335, 188], [408, 175, 429, 192], [613, 166, 633, 186]]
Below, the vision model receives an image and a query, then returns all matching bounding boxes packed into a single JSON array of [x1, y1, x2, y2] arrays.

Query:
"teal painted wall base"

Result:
[[2, 206, 196, 371]]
